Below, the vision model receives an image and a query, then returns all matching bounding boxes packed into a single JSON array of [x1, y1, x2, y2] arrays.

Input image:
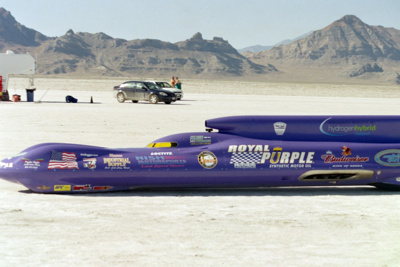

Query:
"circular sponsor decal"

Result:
[[37, 185, 50, 190], [198, 151, 218, 169], [374, 149, 400, 167]]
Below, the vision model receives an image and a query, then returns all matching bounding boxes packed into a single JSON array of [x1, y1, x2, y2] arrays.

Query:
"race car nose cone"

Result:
[[0, 166, 19, 184]]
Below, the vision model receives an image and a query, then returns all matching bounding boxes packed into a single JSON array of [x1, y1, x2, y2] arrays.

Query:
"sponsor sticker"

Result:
[[273, 122, 287, 135], [136, 154, 186, 168], [54, 185, 71, 191], [228, 144, 314, 169], [321, 146, 369, 164], [109, 153, 123, 157], [198, 151, 218, 169], [37, 185, 50, 190], [151, 152, 173, 155], [48, 151, 79, 170], [0, 162, 13, 169], [22, 158, 43, 170], [80, 153, 99, 157], [83, 158, 97, 170], [73, 184, 92, 191], [320, 117, 376, 136], [104, 154, 131, 170], [190, 135, 212, 145], [375, 149, 400, 167], [93, 186, 113, 191]]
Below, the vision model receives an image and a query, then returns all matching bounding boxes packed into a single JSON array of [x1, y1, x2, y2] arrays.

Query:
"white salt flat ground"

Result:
[[1, 78, 400, 266]]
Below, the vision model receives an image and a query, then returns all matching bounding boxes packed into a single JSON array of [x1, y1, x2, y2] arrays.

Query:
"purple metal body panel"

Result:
[[206, 115, 400, 143], [1, 116, 400, 193]]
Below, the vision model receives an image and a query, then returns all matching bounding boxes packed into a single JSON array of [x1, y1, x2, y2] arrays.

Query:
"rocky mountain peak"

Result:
[[176, 32, 238, 54], [321, 14, 371, 36], [0, 7, 13, 21], [0, 7, 50, 46], [191, 32, 203, 40], [337, 15, 365, 26], [66, 29, 75, 36]]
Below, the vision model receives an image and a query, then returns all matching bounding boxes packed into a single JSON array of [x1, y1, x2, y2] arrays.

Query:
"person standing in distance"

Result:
[[170, 76, 176, 87], [175, 77, 182, 89]]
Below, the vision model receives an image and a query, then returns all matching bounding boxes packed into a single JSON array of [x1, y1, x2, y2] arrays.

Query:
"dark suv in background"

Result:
[[113, 81, 176, 104]]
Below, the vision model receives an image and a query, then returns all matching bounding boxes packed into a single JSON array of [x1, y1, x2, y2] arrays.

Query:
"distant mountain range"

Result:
[[258, 15, 400, 61], [0, 8, 273, 78], [238, 45, 273, 54], [1, 7, 399, 84], [238, 32, 313, 53], [245, 15, 400, 84]]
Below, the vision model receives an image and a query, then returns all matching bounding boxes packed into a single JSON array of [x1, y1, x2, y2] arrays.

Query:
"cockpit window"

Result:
[[147, 142, 178, 148]]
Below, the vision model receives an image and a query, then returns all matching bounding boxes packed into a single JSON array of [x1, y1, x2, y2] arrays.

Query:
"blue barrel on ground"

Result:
[[26, 88, 36, 102]]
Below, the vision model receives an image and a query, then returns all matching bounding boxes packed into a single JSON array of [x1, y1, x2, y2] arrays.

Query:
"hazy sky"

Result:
[[1, 0, 399, 49]]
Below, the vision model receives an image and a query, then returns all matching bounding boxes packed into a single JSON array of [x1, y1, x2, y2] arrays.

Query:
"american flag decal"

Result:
[[230, 152, 263, 164], [48, 150, 79, 170]]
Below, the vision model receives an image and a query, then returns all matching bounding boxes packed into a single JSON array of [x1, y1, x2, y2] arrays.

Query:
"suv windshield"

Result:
[[144, 82, 161, 90], [156, 82, 172, 88]]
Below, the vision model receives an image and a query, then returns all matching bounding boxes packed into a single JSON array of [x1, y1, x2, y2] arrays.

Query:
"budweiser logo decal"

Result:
[[321, 146, 369, 163], [322, 154, 369, 163]]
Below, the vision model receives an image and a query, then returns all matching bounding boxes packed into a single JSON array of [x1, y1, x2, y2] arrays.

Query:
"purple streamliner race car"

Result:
[[1, 115, 400, 193]]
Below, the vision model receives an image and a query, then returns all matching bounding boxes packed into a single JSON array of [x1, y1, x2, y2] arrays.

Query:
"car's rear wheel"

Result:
[[132, 100, 138, 103], [149, 95, 159, 104], [117, 93, 126, 103], [164, 101, 171, 104]]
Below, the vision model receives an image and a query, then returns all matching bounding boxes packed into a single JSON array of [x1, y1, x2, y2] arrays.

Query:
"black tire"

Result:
[[117, 93, 126, 103], [149, 94, 159, 104], [164, 101, 171, 104], [132, 100, 138, 103]]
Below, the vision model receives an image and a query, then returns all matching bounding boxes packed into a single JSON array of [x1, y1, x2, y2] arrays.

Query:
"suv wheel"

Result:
[[149, 94, 159, 104], [117, 93, 126, 103]]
